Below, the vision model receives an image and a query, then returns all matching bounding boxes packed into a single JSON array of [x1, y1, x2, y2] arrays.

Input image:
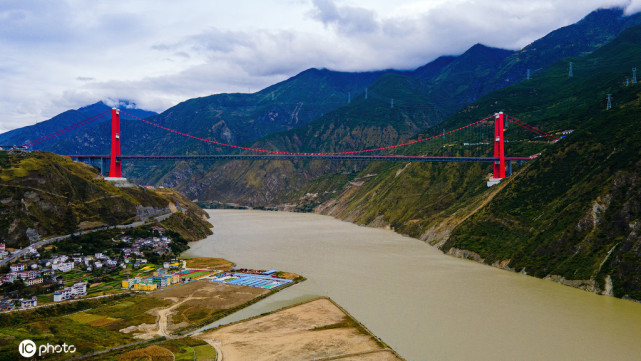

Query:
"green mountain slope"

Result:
[[154, 72, 448, 205], [484, 8, 641, 97], [420, 44, 515, 112], [0, 150, 212, 248], [316, 23, 641, 300], [146, 8, 641, 206], [0, 101, 157, 155]]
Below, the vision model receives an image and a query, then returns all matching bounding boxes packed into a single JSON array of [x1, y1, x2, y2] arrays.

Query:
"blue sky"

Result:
[[1, 0, 639, 133]]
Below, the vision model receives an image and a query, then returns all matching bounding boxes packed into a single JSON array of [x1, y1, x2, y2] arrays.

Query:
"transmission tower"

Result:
[[633, 68, 637, 84], [391, 99, 394, 109], [365, 87, 368, 100], [569, 62, 573, 78], [348, 92, 351, 104], [526, 69, 531, 80], [607, 94, 612, 110]]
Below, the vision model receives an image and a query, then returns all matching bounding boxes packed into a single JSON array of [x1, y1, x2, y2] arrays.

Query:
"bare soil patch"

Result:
[[142, 280, 269, 336], [275, 271, 302, 280], [197, 298, 403, 361], [330, 350, 403, 360], [185, 257, 234, 270], [118, 345, 174, 360]]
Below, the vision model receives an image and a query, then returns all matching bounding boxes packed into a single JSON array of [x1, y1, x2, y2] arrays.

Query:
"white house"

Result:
[[54, 282, 87, 302], [1, 273, 17, 284], [52, 255, 69, 264], [83, 256, 94, 266], [20, 297, 37, 308], [17, 270, 38, 280], [72, 282, 87, 297], [25, 277, 43, 286], [52, 262, 74, 272], [53, 288, 72, 302], [10, 264, 25, 272]]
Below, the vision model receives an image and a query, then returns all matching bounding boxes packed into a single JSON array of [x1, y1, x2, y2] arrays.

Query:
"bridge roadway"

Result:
[[69, 154, 533, 163]]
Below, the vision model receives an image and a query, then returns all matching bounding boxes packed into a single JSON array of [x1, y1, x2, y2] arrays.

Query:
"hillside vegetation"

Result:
[[316, 23, 641, 300], [147, 8, 641, 208], [0, 150, 211, 247]]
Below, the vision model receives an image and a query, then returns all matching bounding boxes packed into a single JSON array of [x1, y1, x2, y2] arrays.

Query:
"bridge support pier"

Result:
[[101, 157, 108, 176], [71, 156, 109, 176]]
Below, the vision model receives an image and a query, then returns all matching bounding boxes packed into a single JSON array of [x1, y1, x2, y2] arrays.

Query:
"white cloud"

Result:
[[0, 0, 639, 133]]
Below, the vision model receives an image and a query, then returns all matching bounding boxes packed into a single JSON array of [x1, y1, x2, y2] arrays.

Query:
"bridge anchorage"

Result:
[[60, 107, 555, 186]]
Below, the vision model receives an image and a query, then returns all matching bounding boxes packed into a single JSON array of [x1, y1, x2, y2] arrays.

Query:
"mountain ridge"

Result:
[[148, 7, 641, 207]]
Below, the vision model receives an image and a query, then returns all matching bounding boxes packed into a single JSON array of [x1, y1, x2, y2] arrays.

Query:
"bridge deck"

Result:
[[69, 154, 533, 163]]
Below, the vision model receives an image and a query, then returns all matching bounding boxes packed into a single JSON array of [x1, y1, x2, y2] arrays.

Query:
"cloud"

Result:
[[0, 1, 75, 44], [625, 0, 641, 13], [1, 0, 640, 134], [309, 0, 378, 34]]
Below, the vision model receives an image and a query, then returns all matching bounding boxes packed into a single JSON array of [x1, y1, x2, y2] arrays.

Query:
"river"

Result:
[[184, 209, 641, 361]]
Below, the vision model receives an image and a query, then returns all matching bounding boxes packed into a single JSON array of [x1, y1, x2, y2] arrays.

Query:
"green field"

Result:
[[96, 337, 216, 361], [183, 270, 212, 279], [0, 295, 170, 361]]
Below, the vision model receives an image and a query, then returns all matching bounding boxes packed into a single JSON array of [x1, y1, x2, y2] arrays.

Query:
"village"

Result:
[[0, 229, 181, 311], [0, 231, 295, 312]]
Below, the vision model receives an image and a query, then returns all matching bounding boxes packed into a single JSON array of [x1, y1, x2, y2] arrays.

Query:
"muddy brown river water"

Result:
[[185, 209, 641, 361]]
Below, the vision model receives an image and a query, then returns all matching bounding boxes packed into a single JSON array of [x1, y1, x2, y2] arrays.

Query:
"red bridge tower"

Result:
[[493, 112, 506, 179], [109, 108, 122, 178]]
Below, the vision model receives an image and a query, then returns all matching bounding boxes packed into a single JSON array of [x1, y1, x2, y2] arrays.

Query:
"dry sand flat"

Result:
[[197, 298, 403, 361]]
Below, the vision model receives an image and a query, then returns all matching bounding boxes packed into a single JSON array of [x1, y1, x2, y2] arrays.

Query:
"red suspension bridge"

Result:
[[14, 108, 559, 183]]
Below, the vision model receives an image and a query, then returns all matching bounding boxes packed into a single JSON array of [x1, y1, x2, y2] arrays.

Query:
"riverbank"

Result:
[[197, 297, 404, 361], [184, 209, 641, 361]]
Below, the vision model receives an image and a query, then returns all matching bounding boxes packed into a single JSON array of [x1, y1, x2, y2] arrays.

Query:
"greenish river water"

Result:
[[184, 209, 641, 361]]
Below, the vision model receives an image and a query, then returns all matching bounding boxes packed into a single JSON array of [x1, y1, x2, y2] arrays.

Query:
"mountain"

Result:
[[411, 8, 641, 113], [0, 70, 389, 158], [416, 44, 515, 112], [0, 149, 212, 248], [484, 7, 641, 94], [150, 7, 641, 207], [2, 8, 637, 163], [0, 101, 157, 155], [124, 68, 390, 157], [155, 72, 447, 204], [313, 22, 641, 300]]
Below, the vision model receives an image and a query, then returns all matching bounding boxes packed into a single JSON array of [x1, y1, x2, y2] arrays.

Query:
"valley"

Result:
[[3, 4, 641, 360]]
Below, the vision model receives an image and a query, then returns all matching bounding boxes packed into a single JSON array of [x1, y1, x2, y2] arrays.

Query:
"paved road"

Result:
[[0, 212, 173, 266]]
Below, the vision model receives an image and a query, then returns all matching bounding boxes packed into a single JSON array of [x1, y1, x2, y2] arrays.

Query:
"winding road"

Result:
[[0, 212, 172, 266]]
